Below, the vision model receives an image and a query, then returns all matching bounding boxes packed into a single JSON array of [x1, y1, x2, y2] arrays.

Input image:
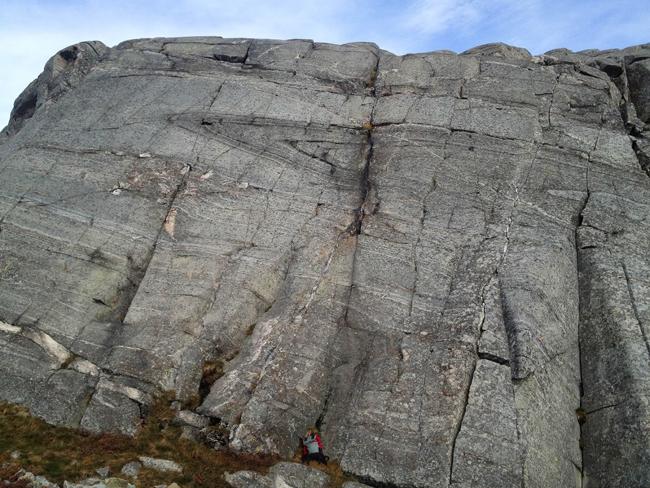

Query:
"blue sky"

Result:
[[1, 0, 649, 129]]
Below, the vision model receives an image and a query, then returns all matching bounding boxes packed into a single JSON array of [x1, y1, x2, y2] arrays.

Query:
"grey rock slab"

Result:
[[120, 462, 141, 479], [174, 409, 210, 429], [268, 462, 330, 488], [460, 42, 532, 60], [245, 39, 378, 88], [477, 274, 510, 362], [542, 48, 582, 65], [224, 470, 273, 488], [31, 475, 60, 488], [225, 462, 330, 488], [204, 215, 360, 454], [450, 98, 543, 142], [374, 94, 456, 127], [0, 142, 181, 361], [138, 457, 182, 473], [29, 369, 97, 428], [105, 480, 135, 488], [80, 388, 142, 436], [324, 127, 536, 486], [626, 56, 650, 122], [577, 195, 650, 486], [324, 55, 608, 485], [375, 51, 479, 97], [160, 38, 252, 63], [64, 480, 135, 488]]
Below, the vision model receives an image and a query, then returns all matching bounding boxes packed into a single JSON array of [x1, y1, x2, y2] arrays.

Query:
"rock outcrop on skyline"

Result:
[[1, 37, 650, 487]]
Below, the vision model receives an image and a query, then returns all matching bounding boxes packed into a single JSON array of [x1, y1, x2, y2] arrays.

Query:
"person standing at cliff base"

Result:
[[302, 427, 329, 465]]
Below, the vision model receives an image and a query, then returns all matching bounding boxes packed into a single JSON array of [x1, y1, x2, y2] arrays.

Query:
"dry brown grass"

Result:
[[1, 395, 357, 488], [0, 465, 31, 487], [367, 69, 377, 88], [289, 450, 358, 488], [199, 361, 224, 397], [0, 397, 279, 487]]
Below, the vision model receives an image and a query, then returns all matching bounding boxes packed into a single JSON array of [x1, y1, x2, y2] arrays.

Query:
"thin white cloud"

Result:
[[402, 0, 484, 36]]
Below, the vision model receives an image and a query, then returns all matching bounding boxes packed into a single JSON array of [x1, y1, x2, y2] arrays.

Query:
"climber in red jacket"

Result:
[[302, 427, 328, 465]]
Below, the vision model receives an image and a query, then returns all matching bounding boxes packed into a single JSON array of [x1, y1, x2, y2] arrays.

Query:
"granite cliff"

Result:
[[1, 37, 650, 487]]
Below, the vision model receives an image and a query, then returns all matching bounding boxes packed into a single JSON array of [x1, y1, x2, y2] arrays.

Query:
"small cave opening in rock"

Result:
[[59, 46, 79, 63], [601, 65, 623, 78], [13, 92, 37, 120], [182, 360, 225, 410]]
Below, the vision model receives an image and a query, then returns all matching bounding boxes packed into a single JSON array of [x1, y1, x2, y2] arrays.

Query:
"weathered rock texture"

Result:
[[1, 37, 650, 487], [225, 462, 331, 488]]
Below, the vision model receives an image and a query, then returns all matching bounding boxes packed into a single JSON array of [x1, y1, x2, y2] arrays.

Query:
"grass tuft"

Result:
[[60, 354, 77, 369], [200, 361, 224, 395]]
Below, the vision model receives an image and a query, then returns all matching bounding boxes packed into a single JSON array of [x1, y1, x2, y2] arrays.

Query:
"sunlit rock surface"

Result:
[[1, 37, 650, 487]]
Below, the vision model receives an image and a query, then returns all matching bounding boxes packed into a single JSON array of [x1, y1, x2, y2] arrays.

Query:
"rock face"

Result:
[[1, 37, 650, 487]]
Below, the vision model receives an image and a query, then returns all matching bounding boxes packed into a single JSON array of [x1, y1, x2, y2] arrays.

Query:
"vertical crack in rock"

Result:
[[113, 165, 191, 327], [195, 84, 225, 150], [630, 138, 650, 176], [315, 385, 331, 430], [546, 74, 561, 129], [622, 262, 650, 359], [203, 49, 383, 454], [324, 52, 382, 471], [492, 151, 536, 379], [241, 43, 251, 65], [449, 170, 525, 482], [575, 187, 590, 488], [448, 357, 477, 485], [332, 53, 378, 314], [450, 140, 540, 483], [409, 173, 437, 319], [272, 112, 375, 319]]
